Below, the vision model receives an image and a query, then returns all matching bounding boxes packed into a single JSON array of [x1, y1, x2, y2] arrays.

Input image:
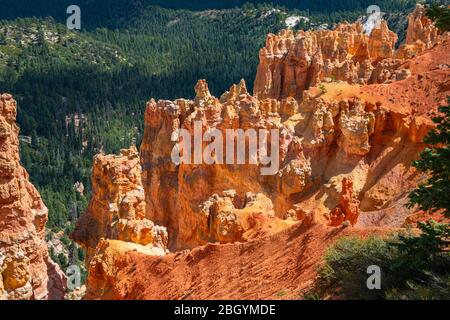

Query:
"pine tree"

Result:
[[409, 99, 450, 218], [427, 3, 450, 32]]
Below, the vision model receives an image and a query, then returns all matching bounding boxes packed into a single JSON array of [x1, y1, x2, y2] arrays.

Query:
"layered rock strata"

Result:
[[74, 7, 450, 299], [253, 21, 398, 100], [254, 4, 448, 101], [137, 13, 449, 249], [72, 147, 168, 265], [0, 94, 66, 300]]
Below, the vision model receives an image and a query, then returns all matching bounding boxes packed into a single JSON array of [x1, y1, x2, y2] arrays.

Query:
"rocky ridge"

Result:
[[73, 5, 450, 299], [72, 146, 169, 265], [0, 94, 66, 300], [254, 20, 399, 100]]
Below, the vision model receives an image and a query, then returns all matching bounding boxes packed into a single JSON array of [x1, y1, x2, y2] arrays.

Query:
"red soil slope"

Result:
[[86, 223, 389, 300]]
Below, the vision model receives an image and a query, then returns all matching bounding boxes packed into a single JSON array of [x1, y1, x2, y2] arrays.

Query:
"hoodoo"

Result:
[[73, 6, 450, 299], [0, 94, 66, 300]]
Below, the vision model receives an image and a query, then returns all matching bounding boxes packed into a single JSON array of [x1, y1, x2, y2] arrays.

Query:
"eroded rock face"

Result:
[[139, 68, 448, 249], [337, 100, 375, 158], [368, 21, 398, 60], [140, 79, 293, 249], [72, 5, 450, 300], [253, 21, 398, 100], [277, 137, 311, 197], [406, 4, 441, 49], [75, 7, 450, 256], [84, 239, 166, 300], [396, 4, 447, 60], [199, 190, 293, 243], [135, 11, 450, 250], [72, 147, 168, 265], [329, 178, 360, 226], [0, 94, 66, 300]]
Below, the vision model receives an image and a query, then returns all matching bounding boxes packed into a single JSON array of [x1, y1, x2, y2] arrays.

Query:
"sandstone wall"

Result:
[[253, 21, 398, 100], [138, 16, 449, 250], [0, 94, 66, 300], [72, 147, 168, 265], [74, 6, 450, 299]]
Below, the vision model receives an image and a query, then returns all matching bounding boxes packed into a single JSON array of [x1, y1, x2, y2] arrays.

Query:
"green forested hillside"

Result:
[[0, 6, 290, 236], [0, 1, 418, 25], [0, 1, 425, 271]]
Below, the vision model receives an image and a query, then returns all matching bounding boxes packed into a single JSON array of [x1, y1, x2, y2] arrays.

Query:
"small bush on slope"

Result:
[[310, 221, 449, 300], [310, 99, 450, 300], [427, 3, 450, 32]]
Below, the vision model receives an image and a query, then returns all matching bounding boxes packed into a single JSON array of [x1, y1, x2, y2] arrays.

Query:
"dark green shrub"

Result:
[[311, 221, 450, 300]]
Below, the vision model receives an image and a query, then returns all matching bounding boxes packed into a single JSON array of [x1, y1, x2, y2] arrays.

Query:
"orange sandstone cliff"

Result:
[[74, 6, 450, 300], [253, 20, 398, 100], [72, 147, 169, 265], [0, 94, 66, 300]]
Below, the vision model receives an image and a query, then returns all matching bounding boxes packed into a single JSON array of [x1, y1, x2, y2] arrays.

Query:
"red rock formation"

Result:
[[138, 48, 449, 249], [199, 190, 294, 243], [83, 223, 389, 300], [254, 8, 449, 100], [72, 147, 168, 265], [396, 4, 447, 60], [85, 239, 166, 299], [406, 4, 441, 48], [277, 136, 311, 197], [137, 31, 449, 250], [329, 178, 360, 226], [75, 6, 450, 299], [140, 79, 296, 250], [253, 21, 398, 100], [0, 94, 66, 300], [368, 21, 398, 60]]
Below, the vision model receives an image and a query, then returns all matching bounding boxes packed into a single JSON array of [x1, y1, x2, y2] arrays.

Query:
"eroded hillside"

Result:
[[0, 94, 66, 300], [72, 5, 450, 300]]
